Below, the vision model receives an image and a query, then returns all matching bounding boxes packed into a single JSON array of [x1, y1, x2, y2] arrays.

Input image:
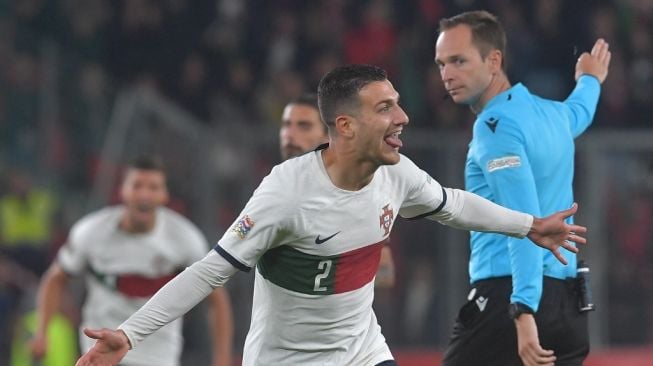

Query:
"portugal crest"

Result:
[[379, 204, 394, 236]]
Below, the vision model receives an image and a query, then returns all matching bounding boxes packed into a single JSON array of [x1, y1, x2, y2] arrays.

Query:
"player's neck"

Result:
[[119, 215, 156, 234], [321, 147, 376, 191], [470, 73, 511, 115]]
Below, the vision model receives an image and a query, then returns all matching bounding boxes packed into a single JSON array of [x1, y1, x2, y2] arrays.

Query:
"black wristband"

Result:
[[508, 302, 534, 319]]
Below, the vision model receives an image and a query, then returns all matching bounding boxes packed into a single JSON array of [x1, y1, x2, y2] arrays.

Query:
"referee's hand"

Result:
[[528, 203, 587, 265], [515, 314, 555, 366], [575, 38, 611, 83]]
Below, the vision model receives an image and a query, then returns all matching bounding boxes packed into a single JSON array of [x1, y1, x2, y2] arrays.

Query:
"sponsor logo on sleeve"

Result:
[[232, 215, 255, 239], [487, 156, 521, 173]]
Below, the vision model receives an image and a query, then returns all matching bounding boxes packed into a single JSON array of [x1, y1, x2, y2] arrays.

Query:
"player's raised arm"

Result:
[[574, 38, 611, 83]]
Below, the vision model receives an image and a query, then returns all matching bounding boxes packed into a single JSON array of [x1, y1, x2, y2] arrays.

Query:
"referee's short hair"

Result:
[[438, 10, 508, 73]]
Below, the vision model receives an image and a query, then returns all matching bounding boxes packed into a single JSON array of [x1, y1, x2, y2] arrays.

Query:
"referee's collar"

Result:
[[484, 83, 526, 111]]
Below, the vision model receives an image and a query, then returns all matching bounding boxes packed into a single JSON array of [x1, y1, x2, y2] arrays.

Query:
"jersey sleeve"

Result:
[[213, 167, 293, 272], [474, 115, 545, 311], [396, 155, 447, 219], [563, 74, 601, 138], [56, 219, 90, 275]]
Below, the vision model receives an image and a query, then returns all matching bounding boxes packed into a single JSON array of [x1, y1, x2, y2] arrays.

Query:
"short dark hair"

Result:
[[287, 93, 328, 135], [127, 154, 166, 173], [439, 10, 508, 72], [317, 64, 387, 127], [289, 93, 319, 111]]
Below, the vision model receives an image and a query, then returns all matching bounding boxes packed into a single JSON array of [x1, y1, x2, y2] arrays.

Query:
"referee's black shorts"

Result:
[[442, 276, 589, 366]]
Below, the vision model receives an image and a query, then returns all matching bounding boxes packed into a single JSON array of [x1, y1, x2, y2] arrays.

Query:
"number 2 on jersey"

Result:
[[313, 260, 333, 292]]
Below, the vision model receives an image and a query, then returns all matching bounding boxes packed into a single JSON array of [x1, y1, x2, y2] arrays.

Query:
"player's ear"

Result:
[[335, 115, 355, 138]]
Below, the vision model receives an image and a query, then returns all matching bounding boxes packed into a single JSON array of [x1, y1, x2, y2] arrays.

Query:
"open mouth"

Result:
[[384, 131, 403, 149], [135, 203, 155, 213]]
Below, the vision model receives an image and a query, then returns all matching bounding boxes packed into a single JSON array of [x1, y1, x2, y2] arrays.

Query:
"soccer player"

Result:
[[280, 93, 395, 288], [31, 156, 234, 366], [278, 93, 329, 162], [434, 11, 611, 366], [75, 64, 586, 366]]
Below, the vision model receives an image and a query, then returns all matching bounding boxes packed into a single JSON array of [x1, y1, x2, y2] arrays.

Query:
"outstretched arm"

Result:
[[526, 203, 585, 265], [75, 329, 131, 366], [431, 188, 585, 264]]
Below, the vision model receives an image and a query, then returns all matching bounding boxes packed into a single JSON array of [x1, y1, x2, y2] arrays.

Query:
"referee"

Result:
[[434, 10, 611, 366]]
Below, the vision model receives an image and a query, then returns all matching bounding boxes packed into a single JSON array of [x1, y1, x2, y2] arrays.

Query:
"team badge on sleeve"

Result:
[[233, 215, 255, 239], [379, 204, 394, 236]]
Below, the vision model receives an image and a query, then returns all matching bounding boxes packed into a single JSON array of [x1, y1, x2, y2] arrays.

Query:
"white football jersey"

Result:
[[58, 206, 209, 366], [216, 149, 446, 365]]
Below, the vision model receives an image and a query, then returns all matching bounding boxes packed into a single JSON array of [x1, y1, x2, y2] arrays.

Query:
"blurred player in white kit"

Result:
[[31, 155, 234, 366]]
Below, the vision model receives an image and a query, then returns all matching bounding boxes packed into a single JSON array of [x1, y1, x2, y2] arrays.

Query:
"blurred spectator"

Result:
[[0, 0, 649, 135], [0, 255, 40, 365], [59, 0, 112, 61], [256, 69, 305, 126], [10, 287, 78, 366], [60, 61, 112, 189], [344, 0, 398, 77], [0, 169, 58, 276], [208, 59, 257, 125], [174, 52, 211, 120], [4, 52, 41, 170], [607, 162, 653, 344], [0, 170, 61, 364]]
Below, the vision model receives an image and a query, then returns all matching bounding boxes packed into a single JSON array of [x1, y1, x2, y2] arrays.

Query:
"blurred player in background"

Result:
[[435, 10, 611, 366], [31, 155, 234, 366], [75, 64, 586, 366], [280, 92, 395, 288]]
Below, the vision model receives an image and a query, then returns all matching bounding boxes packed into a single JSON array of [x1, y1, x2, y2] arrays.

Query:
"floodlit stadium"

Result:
[[0, 1, 652, 365]]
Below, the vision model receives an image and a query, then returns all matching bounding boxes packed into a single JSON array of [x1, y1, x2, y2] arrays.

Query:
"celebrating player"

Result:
[[75, 65, 586, 366]]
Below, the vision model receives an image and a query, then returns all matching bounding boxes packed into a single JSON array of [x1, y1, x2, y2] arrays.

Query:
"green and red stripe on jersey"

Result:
[[257, 239, 387, 295], [90, 266, 181, 298]]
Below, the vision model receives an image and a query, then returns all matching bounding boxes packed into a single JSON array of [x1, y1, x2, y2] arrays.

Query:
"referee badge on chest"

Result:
[[233, 215, 255, 239], [379, 204, 394, 236]]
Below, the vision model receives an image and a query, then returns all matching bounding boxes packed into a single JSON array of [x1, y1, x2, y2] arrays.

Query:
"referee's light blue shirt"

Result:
[[465, 75, 601, 311]]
